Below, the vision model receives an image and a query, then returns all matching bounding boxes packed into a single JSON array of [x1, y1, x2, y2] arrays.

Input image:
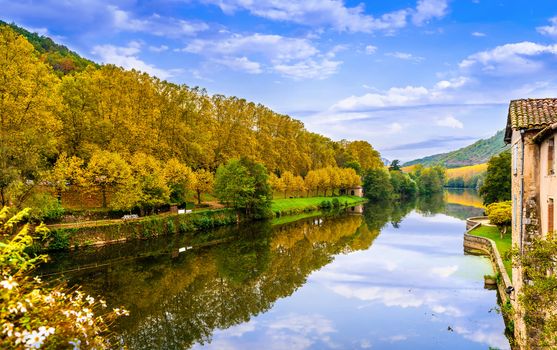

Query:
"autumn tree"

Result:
[[127, 153, 170, 214], [486, 201, 512, 238], [163, 158, 195, 205], [0, 25, 61, 206], [269, 173, 285, 197], [45, 153, 84, 201], [192, 169, 214, 205], [85, 150, 131, 208]]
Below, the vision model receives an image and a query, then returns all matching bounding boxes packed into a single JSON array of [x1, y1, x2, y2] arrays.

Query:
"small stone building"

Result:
[[340, 186, 363, 197], [504, 98, 557, 346]]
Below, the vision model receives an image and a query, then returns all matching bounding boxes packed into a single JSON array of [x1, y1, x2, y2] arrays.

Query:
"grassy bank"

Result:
[[469, 225, 512, 278], [272, 196, 366, 214], [43, 196, 367, 251]]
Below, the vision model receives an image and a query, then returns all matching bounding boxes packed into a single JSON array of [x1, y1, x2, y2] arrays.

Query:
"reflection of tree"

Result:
[[363, 200, 415, 231], [416, 193, 446, 216], [48, 212, 376, 349]]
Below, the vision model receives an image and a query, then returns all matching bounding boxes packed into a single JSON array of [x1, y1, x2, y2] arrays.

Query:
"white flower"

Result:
[[86, 295, 95, 305], [0, 276, 18, 290], [24, 330, 45, 349], [2, 322, 14, 337]]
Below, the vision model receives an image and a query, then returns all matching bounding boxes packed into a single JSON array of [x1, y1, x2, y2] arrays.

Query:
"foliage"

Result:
[[0, 25, 61, 207], [362, 169, 393, 201], [486, 201, 512, 238], [214, 158, 272, 218], [514, 237, 557, 348], [445, 163, 487, 189], [389, 160, 401, 171], [389, 170, 417, 199], [85, 150, 132, 208], [410, 165, 446, 195], [192, 169, 214, 205], [0, 20, 94, 75], [0, 207, 127, 348], [403, 129, 509, 168], [479, 151, 511, 205], [26, 193, 65, 222]]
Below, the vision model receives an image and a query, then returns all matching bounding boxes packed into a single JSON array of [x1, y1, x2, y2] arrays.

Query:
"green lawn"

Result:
[[469, 225, 512, 278], [271, 196, 366, 213]]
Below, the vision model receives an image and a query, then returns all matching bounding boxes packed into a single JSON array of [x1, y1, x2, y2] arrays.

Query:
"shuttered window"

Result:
[[549, 138, 555, 175]]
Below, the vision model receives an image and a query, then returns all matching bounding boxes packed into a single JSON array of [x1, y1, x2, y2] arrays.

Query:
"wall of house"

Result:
[[538, 133, 557, 238], [510, 128, 541, 349]]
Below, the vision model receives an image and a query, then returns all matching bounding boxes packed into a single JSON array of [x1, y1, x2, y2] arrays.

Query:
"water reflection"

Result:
[[41, 190, 507, 350]]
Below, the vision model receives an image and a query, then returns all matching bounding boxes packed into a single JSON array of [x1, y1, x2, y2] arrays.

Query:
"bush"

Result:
[[26, 193, 65, 222], [0, 207, 127, 349], [332, 198, 340, 209], [486, 201, 512, 238], [47, 229, 70, 251], [319, 200, 332, 209]]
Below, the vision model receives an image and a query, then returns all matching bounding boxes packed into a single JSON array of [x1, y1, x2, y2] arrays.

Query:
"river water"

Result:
[[41, 190, 510, 349]]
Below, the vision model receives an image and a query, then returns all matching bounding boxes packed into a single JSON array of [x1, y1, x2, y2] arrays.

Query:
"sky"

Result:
[[3, 0, 557, 162]]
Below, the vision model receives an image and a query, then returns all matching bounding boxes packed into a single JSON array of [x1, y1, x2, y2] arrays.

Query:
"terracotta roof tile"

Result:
[[508, 98, 557, 130]]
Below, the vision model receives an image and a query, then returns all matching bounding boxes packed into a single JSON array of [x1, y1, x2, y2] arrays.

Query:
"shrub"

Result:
[[319, 200, 332, 210], [27, 193, 65, 222], [486, 201, 512, 238], [0, 207, 128, 349], [47, 229, 70, 251]]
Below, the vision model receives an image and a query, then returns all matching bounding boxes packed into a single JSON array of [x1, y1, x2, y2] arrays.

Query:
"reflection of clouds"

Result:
[[430, 265, 459, 278], [454, 325, 511, 350], [358, 339, 372, 348], [431, 304, 462, 317], [331, 284, 432, 308], [222, 320, 257, 337], [384, 334, 408, 342], [195, 314, 336, 350], [267, 314, 337, 350]]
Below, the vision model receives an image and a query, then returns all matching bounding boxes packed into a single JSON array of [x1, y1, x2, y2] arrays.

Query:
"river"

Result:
[[40, 189, 510, 349]]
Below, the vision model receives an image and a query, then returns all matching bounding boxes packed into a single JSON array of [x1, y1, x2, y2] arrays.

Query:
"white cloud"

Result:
[[459, 42, 557, 76], [149, 45, 169, 53], [434, 76, 469, 89], [471, 31, 486, 37], [184, 33, 318, 61], [183, 33, 341, 79], [203, 0, 447, 33], [386, 51, 424, 62], [214, 56, 263, 74], [91, 41, 172, 79], [274, 59, 341, 79], [412, 0, 449, 25], [537, 16, 557, 37], [332, 86, 431, 111], [108, 5, 209, 37], [365, 45, 378, 55]]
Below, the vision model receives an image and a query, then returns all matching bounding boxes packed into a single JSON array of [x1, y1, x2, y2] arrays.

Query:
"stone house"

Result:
[[504, 98, 557, 346]]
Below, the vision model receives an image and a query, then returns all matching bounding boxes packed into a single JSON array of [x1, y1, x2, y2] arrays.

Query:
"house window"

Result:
[[549, 138, 555, 175], [549, 198, 554, 236], [513, 143, 518, 175]]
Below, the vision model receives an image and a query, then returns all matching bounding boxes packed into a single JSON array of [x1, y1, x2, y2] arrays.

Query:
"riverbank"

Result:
[[43, 196, 367, 251], [463, 216, 515, 346]]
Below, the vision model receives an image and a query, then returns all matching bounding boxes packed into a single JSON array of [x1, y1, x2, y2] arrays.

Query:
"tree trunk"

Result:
[[0, 187, 5, 207], [102, 187, 107, 208], [197, 189, 202, 205]]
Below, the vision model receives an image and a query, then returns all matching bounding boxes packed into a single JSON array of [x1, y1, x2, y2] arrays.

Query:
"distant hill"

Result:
[[0, 20, 95, 75], [403, 129, 508, 168]]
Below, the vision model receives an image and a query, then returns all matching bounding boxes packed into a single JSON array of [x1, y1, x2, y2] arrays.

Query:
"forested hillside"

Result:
[[0, 24, 383, 211], [0, 20, 95, 75], [404, 129, 508, 168]]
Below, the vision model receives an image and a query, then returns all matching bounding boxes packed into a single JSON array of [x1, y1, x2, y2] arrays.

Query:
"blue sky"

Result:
[[3, 0, 557, 162]]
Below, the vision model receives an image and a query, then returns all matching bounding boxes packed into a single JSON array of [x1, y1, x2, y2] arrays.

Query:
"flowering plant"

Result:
[[0, 207, 128, 349]]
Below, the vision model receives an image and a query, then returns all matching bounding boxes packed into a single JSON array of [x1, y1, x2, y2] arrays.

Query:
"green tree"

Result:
[[390, 170, 417, 199], [163, 158, 195, 205], [389, 160, 401, 171], [362, 169, 393, 201], [214, 158, 272, 218], [479, 152, 511, 205]]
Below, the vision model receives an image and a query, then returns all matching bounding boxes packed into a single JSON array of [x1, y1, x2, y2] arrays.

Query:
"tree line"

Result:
[[0, 25, 383, 215]]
